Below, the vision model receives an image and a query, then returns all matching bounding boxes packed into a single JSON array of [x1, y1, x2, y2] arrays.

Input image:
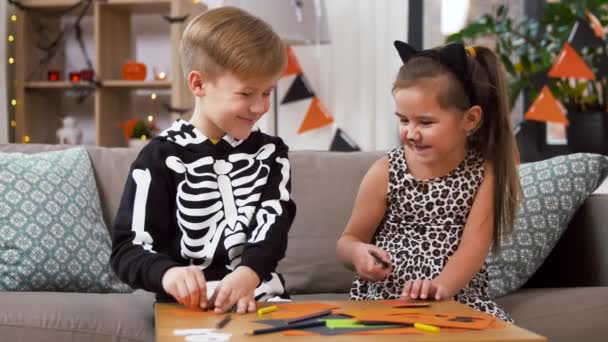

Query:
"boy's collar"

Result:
[[160, 119, 251, 148]]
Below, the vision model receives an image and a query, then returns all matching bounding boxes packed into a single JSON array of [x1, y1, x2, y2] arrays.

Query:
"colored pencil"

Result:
[[286, 309, 333, 324], [247, 320, 326, 335]]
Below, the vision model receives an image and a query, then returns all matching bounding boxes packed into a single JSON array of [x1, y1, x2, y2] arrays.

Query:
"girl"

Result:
[[336, 41, 521, 321]]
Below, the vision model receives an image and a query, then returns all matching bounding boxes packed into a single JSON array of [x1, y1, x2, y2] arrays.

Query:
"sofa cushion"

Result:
[[0, 290, 155, 342], [0, 148, 130, 293], [487, 153, 608, 298], [496, 287, 608, 342], [278, 151, 383, 294]]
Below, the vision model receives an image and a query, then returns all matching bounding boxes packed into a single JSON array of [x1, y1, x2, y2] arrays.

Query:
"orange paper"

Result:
[[297, 97, 334, 134], [548, 43, 595, 80], [524, 86, 569, 125]]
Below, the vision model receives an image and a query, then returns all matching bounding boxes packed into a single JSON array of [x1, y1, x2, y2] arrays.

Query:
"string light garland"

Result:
[[7, 0, 97, 143]]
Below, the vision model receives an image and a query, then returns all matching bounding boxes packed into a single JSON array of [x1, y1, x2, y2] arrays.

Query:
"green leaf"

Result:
[[500, 55, 516, 76]]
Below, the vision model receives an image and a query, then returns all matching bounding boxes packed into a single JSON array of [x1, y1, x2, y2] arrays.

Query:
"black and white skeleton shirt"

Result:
[[111, 120, 296, 302]]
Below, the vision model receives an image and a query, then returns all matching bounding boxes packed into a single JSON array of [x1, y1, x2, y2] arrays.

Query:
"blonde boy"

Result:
[[111, 7, 295, 314]]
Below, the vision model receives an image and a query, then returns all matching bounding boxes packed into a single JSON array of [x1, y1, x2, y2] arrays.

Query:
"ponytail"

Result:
[[468, 46, 522, 250]]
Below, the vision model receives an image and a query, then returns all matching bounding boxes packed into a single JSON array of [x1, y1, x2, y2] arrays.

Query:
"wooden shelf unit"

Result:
[[12, 0, 204, 146]]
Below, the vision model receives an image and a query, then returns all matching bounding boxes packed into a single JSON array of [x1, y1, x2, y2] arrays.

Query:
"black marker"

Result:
[[215, 314, 232, 329]]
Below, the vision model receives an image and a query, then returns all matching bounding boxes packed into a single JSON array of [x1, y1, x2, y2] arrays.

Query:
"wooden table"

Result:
[[155, 300, 547, 342]]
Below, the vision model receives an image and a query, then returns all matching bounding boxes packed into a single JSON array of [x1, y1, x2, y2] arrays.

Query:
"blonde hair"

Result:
[[180, 6, 287, 80], [393, 46, 522, 250]]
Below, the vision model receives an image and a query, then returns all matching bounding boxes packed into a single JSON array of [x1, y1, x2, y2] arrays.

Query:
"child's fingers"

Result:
[[401, 280, 413, 298], [420, 279, 431, 299], [194, 270, 207, 309], [434, 285, 448, 300], [214, 287, 232, 313], [175, 279, 190, 307], [184, 274, 200, 309], [410, 279, 423, 299], [236, 296, 249, 314], [247, 300, 256, 313]]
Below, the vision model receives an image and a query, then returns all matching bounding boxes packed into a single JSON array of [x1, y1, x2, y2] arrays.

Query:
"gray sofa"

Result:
[[1, 144, 607, 342]]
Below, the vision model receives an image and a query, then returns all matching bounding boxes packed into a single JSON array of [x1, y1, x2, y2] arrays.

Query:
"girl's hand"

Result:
[[354, 244, 392, 281], [401, 278, 454, 300]]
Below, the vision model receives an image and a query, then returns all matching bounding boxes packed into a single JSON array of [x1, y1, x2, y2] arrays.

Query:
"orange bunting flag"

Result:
[[548, 43, 595, 80], [524, 86, 569, 125], [586, 9, 605, 38], [298, 97, 334, 134], [283, 46, 303, 77]]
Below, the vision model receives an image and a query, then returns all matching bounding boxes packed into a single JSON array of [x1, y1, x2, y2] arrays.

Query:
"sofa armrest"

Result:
[[525, 193, 608, 288]]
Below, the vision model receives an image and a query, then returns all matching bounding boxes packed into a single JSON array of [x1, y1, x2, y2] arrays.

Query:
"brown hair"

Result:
[[180, 6, 287, 80], [393, 46, 522, 250]]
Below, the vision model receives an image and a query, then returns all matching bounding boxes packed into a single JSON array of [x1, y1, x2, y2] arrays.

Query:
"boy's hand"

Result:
[[401, 278, 454, 300], [211, 266, 260, 314], [162, 265, 207, 310], [353, 243, 392, 281]]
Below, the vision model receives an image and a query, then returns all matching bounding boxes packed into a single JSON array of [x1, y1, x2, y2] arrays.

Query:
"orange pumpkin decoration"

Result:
[[122, 61, 147, 81]]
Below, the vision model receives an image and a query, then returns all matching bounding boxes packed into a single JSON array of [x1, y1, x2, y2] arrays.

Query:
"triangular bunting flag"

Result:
[[524, 86, 569, 125], [586, 9, 605, 38], [568, 19, 604, 50], [283, 46, 303, 77], [330, 128, 361, 151], [281, 74, 315, 104], [298, 97, 334, 134], [548, 43, 595, 80]]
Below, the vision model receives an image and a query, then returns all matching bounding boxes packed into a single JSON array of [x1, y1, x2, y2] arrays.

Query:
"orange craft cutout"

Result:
[[548, 43, 595, 80], [586, 9, 605, 38], [283, 46, 303, 77], [297, 97, 334, 134], [524, 86, 569, 125]]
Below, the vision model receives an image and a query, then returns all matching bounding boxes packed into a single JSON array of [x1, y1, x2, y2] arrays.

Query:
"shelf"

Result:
[[12, 0, 203, 146], [102, 80, 172, 89], [25, 81, 95, 89], [17, 0, 94, 15], [100, 0, 172, 15]]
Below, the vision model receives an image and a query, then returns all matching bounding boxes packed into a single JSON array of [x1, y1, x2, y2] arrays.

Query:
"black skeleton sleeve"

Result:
[[238, 140, 296, 281], [110, 142, 181, 294]]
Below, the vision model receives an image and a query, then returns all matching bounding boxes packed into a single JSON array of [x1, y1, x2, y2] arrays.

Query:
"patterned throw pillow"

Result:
[[0, 148, 131, 293], [487, 153, 608, 298]]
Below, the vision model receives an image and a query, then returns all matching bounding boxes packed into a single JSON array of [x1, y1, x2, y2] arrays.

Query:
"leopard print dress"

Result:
[[350, 147, 512, 322]]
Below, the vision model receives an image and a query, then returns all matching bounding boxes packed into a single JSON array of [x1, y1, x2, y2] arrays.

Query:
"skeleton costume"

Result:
[[111, 120, 296, 302]]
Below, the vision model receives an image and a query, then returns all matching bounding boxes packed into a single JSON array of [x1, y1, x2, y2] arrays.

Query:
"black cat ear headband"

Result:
[[394, 40, 478, 106]]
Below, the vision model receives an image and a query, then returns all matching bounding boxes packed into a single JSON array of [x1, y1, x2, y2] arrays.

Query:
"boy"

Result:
[[110, 7, 295, 314]]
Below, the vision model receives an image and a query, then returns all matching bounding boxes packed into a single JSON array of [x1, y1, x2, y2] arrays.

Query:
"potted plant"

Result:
[[120, 118, 159, 148], [446, 1, 608, 154]]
